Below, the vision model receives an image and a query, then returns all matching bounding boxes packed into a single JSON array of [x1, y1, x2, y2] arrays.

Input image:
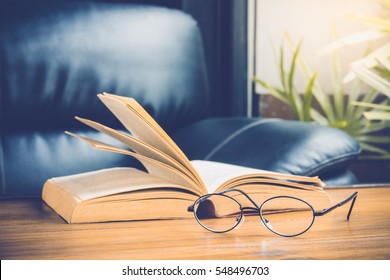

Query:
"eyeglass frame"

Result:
[[187, 188, 358, 237]]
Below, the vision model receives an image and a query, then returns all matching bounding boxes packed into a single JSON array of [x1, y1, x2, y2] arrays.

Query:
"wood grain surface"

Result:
[[1, 187, 389, 260]]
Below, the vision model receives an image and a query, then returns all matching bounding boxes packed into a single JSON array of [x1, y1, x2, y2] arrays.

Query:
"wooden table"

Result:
[[1, 186, 390, 260]]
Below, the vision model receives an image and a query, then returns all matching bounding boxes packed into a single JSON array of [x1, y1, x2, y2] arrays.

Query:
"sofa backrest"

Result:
[[0, 1, 210, 197], [1, 2, 210, 132]]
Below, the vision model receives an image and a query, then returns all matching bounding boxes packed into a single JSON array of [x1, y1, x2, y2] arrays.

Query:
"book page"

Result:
[[98, 93, 206, 192], [191, 160, 323, 193], [51, 167, 183, 201], [65, 132, 204, 196], [75, 116, 199, 186]]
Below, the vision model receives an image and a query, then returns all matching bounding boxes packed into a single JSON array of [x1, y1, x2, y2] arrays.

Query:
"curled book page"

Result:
[[65, 131, 204, 196], [74, 116, 199, 186]]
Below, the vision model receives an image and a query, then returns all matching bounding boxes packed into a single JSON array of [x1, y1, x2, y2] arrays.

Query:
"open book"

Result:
[[42, 93, 330, 223]]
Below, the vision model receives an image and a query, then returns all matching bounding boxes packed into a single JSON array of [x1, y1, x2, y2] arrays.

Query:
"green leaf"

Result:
[[316, 30, 386, 55], [302, 72, 317, 122], [352, 63, 390, 98], [353, 89, 381, 119], [279, 45, 287, 90], [358, 122, 390, 134], [310, 108, 329, 125], [287, 40, 304, 121], [331, 45, 345, 120], [352, 101, 390, 110], [288, 40, 302, 94], [356, 135, 390, 143], [363, 111, 390, 121], [359, 142, 390, 155], [284, 33, 336, 123], [359, 71, 390, 98], [345, 79, 364, 120], [374, 65, 390, 79], [347, 14, 390, 33], [253, 77, 289, 103]]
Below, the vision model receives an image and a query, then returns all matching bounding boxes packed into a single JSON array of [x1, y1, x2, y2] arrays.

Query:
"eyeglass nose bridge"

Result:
[[241, 206, 260, 214]]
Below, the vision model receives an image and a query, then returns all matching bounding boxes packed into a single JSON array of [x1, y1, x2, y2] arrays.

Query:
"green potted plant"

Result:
[[316, 0, 390, 159], [254, 0, 390, 160], [254, 34, 389, 159]]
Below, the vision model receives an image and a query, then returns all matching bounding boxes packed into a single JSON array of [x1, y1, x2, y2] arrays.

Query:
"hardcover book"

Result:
[[42, 93, 329, 223]]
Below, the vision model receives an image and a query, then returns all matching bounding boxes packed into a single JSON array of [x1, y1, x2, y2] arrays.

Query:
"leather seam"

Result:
[[303, 149, 362, 177], [204, 119, 281, 160]]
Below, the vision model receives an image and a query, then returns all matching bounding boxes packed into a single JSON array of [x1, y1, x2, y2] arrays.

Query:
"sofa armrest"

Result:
[[172, 117, 361, 184]]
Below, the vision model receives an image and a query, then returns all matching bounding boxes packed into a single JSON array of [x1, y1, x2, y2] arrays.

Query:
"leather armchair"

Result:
[[0, 1, 361, 197]]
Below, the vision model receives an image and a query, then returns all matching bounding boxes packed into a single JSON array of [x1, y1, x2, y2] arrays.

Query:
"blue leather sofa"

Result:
[[0, 1, 361, 197]]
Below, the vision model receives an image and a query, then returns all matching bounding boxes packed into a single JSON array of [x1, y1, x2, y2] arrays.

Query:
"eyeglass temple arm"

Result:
[[314, 191, 358, 220]]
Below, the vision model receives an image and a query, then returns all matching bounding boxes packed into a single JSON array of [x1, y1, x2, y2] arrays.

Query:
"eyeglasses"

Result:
[[188, 189, 358, 237]]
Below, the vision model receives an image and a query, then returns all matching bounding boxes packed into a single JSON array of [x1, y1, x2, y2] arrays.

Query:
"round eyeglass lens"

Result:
[[260, 197, 315, 237], [194, 194, 242, 233]]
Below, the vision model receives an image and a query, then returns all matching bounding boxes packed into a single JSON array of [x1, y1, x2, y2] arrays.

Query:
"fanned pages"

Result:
[[42, 93, 330, 224], [64, 131, 203, 196], [97, 93, 206, 192], [74, 116, 199, 186]]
